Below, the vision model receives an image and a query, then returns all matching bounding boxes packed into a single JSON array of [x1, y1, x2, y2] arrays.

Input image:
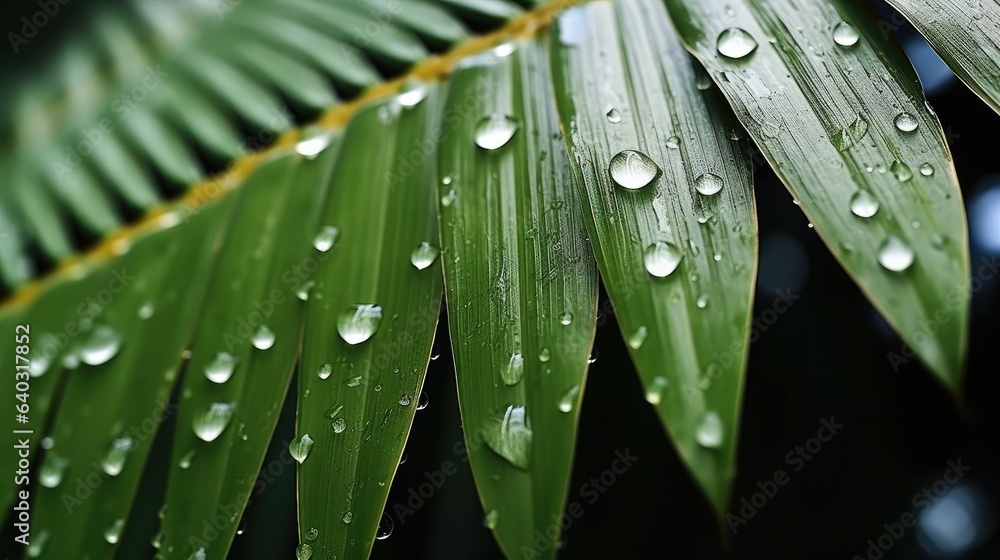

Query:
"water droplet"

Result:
[[628, 326, 648, 350], [695, 172, 724, 196], [850, 190, 880, 218], [104, 518, 124, 544], [833, 115, 869, 152], [500, 352, 524, 386], [696, 411, 724, 448], [474, 114, 519, 150], [493, 42, 516, 57], [289, 434, 314, 464], [29, 354, 50, 378], [606, 108, 621, 123], [179, 449, 195, 469], [332, 417, 348, 433], [193, 402, 236, 442], [376, 512, 394, 540], [396, 81, 428, 108], [558, 385, 580, 413], [138, 302, 155, 320], [313, 226, 340, 252], [318, 363, 332, 380], [27, 528, 49, 557], [410, 242, 440, 270], [610, 150, 660, 190], [251, 325, 275, 350], [560, 312, 573, 326], [645, 377, 670, 405], [894, 112, 919, 132], [346, 375, 362, 387], [878, 235, 915, 272], [295, 133, 333, 158], [305, 527, 318, 541], [441, 189, 457, 207], [325, 404, 344, 419], [296, 280, 315, 301], [337, 304, 383, 345], [717, 28, 758, 59], [932, 234, 947, 248], [205, 352, 238, 384], [342, 511, 354, 524], [399, 394, 412, 407], [417, 392, 429, 410], [920, 163, 935, 176], [100, 436, 135, 476], [832, 21, 860, 47], [484, 509, 500, 529], [295, 543, 313, 560], [643, 241, 683, 278], [891, 160, 913, 182], [482, 405, 532, 469], [539, 348, 551, 362], [39, 453, 69, 488], [80, 326, 123, 366], [666, 136, 681, 149]]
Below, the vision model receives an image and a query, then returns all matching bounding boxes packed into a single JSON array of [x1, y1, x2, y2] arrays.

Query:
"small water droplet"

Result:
[[695, 172, 724, 196], [932, 234, 947, 248], [417, 392, 429, 410], [27, 528, 49, 557], [376, 512, 394, 540], [295, 133, 333, 158], [251, 325, 275, 350], [342, 511, 354, 524], [100, 435, 135, 476], [717, 28, 758, 59], [193, 402, 236, 442], [295, 543, 313, 560], [894, 112, 919, 132], [138, 302, 155, 320], [501, 352, 524, 386], [178, 449, 195, 469], [305, 527, 318, 541], [606, 108, 622, 123], [832, 21, 860, 47], [441, 188, 457, 207], [396, 81, 428, 108], [878, 235, 915, 272], [80, 326, 123, 366], [697, 295, 710, 309], [628, 326, 648, 350], [850, 190, 880, 218], [696, 411, 724, 448], [609, 150, 660, 190], [205, 352, 238, 384], [539, 348, 551, 363], [29, 353, 50, 378], [558, 385, 580, 413], [347, 375, 362, 387], [39, 453, 69, 488], [313, 226, 340, 252], [482, 405, 532, 469], [666, 136, 681, 149], [643, 241, 683, 277], [325, 404, 344, 419], [296, 280, 315, 301], [474, 114, 519, 150], [484, 509, 500, 529], [318, 363, 333, 380], [398, 394, 412, 407], [337, 304, 383, 345], [103, 518, 124, 544], [332, 417, 348, 433], [645, 377, 670, 405], [919, 163, 934, 176], [560, 312, 573, 326], [289, 434, 314, 464], [891, 160, 913, 182], [410, 242, 440, 270]]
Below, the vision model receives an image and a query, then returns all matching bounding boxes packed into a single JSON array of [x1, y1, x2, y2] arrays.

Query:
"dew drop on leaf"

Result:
[[850, 190, 880, 218], [609, 150, 660, 190], [894, 112, 919, 132], [606, 108, 621, 123], [696, 411, 725, 448], [482, 405, 532, 469], [289, 434, 314, 464], [717, 28, 758, 59], [558, 385, 580, 413], [205, 352, 237, 384], [878, 236, 915, 272], [474, 114, 519, 150], [193, 402, 236, 442], [376, 512, 394, 540], [410, 242, 440, 270], [645, 377, 670, 405], [484, 509, 500, 529], [500, 352, 524, 386], [80, 326, 123, 366], [251, 325, 275, 350], [628, 326, 648, 350], [832, 21, 859, 47], [643, 241, 683, 278], [337, 304, 383, 345], [312, 225, 339, 252], [695, 172, 724, 196]]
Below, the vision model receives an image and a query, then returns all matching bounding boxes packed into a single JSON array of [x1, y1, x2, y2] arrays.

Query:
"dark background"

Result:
[[2, 0, 999, 559]]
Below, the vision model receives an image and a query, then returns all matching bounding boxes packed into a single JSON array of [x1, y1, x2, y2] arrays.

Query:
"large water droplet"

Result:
[[717, 28, 758, 59], [376, 512, 394, 540], [410, 242, 440, 270], [832, 21, 860, 46], [558, 385, 580, 413], [313, 226, 340, 252], [878, 235, 915, 272], [193, 402, 236, 442], [894, 112, 919, 132], [295, 543, 313, 560], [332, 417, 348, 434], [610, 150, 660, 190], [645, 377, 670, 405], [205, 352, 238, 384], [482, 405, 532, 469], [80, 326, 123, 366], [289, 434, 314, 464], [695, 173, 724, 196], [560, 312, 573, 326], [919, 163, 935, 176], [39, 453, 69, 488], [104, 518, 124, 544], [643, 241, 683, 278], [337, 304, 383, 345], [538, 348, 551, 363], [628, 326, 648, 350], [396, 81, 428, 108], [317, 363, 332, 380], [850, 190, 880, 218], [696, 411, 725, 448], [606, 108, 622, 123], [417, 392, 429, 410], [484, 509, 500, 529], [295, 133, 333, 159], [251, 325, 275, 350], [342, 511, 354, 524], [500, 352, 524, 386], [100, 435, 135, 476], [891, 160, 913, 182], [474, 114, 519, 150]]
